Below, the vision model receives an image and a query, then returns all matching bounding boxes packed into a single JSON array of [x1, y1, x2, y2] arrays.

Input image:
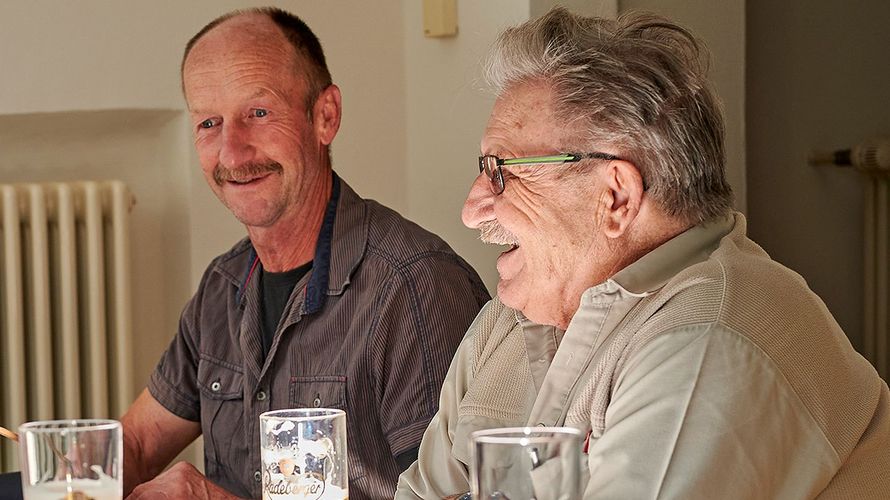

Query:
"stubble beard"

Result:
[[212, 161, 287, 227]]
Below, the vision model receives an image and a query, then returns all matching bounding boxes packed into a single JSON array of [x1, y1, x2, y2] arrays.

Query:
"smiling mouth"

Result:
[[227, 173, 270, 185]]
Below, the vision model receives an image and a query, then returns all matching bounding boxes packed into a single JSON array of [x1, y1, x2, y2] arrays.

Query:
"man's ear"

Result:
[[600, 160, 644, 238], [313, 84, 342, 146]]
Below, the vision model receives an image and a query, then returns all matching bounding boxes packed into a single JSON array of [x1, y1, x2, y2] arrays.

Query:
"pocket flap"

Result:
[[290, 376, 347, 409], [198, 357, 244, 400]]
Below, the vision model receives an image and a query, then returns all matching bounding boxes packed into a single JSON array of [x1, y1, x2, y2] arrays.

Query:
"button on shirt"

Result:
[[149, 174, 490, 499]]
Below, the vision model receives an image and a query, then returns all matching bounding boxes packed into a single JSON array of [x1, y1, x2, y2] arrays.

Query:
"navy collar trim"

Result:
[[303, 173, 341, 314], [235, 172, 341, 313]]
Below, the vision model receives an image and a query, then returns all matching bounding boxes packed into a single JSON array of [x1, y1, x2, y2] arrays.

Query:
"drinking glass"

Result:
[[18, 419, 122, 500], [471, 427, 583, 500], [259, 409, 348, 500]]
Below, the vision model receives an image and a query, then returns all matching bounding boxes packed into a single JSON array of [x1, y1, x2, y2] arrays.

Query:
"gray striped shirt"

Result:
[[149, 174, 489, 499]]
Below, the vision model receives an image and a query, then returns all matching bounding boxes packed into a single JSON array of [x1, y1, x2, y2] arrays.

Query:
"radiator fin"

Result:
[[0, 181, 135, 471]]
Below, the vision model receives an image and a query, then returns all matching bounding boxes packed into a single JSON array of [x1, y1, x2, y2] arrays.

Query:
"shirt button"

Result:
[[313, 396, 322, 407], [254, 470, 261, 482], [256, 390, 267, 401], [210, 381, 221, 392]]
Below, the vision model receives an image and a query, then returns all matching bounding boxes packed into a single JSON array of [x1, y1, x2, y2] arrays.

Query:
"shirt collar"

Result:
[[301, 173, 341, 313], [510, 213, 738, 332], [303, 173, 368, 313], [216, 171, 369, 314], [607, 212, 737, 296]]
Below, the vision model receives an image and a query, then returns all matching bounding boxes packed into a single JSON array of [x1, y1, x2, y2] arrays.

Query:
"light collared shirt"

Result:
[[397, 212, 890, 499]]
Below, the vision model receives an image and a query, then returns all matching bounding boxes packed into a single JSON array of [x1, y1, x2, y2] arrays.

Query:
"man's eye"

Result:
[[199, 119, 215, 129], [253, 109, 268, 118]]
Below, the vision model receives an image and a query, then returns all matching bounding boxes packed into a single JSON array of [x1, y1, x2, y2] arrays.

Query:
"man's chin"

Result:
[[498, 280, 566, 328], [227, 205, 282, 228], [496, 279, 525, 311]]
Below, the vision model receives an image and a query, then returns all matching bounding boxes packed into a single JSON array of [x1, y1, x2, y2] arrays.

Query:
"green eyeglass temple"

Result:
[[499, 152, 619, 166], [478, 152, 622, 194]]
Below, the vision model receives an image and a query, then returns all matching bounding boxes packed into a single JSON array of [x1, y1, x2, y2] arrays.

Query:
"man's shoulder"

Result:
[[628, 226, 840, 356], [360, 196, 464, 266], [199, 236, 253, 286], [336, 186, 488, 302]]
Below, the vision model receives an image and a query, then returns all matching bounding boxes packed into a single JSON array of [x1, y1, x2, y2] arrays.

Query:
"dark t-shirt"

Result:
[[259, 262, 312, 358]]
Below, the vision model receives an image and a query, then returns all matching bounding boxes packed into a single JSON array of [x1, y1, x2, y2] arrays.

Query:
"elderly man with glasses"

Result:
[[397, 8, 890, 499]]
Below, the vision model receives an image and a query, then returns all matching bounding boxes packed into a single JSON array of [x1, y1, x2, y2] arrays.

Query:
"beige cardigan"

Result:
[[397, 213, 890, 499]]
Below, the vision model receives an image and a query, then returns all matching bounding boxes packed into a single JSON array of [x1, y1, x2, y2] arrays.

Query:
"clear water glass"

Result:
[[18, 419, 122, 500], [471, 427, 583, 500]]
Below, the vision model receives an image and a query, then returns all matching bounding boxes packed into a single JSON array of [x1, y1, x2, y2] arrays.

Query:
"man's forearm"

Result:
[[120, 389, 202, 495], [123, 420, 174, 496], [123, 422, 150, 495]]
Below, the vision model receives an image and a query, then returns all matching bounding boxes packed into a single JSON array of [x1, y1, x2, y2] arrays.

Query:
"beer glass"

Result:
[[18, 419, 122, 500], [259, 409, 348, 500], [471, 427, 583, 500]]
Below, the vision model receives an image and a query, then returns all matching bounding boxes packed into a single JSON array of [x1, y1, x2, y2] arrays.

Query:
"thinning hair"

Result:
[[182, 7, 332, 114], [485, 8, 733, 224]]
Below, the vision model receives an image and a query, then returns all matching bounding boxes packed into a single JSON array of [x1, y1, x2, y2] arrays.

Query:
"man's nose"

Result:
[[218, 121, 255, 168], [461, 173, 495, 229]]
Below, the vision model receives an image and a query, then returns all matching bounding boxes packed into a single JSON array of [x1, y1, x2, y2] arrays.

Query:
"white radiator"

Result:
[[0, 181, 135, 471], [864, 174, 889, 380], [811, 140, 890, 380]]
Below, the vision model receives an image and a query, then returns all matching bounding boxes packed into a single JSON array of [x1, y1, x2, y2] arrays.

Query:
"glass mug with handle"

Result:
[[471, 426, 584, 500]]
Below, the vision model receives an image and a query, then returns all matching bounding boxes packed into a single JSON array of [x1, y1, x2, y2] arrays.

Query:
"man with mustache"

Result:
[[397, 8, 890, 499], [121, 7, 489, 499]]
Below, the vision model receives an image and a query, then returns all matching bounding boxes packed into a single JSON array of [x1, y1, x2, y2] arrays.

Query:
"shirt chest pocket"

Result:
[[289, 376, 364, 481], [289, 376, 347, 409], [198, 358, 247, 483]]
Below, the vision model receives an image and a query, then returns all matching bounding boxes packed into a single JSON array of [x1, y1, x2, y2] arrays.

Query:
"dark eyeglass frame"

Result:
[[477, 152, 622, 195]]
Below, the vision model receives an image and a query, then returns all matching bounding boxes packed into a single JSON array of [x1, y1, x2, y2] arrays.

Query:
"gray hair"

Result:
[[484, 8, 733, 224]]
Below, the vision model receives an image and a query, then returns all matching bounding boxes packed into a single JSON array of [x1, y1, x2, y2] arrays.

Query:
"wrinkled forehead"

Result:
[[482, 80, 583, 154]]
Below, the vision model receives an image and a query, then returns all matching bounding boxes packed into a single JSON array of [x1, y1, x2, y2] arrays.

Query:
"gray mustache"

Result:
[[213, 162, 283, 186], [478, 220, 519, 246]]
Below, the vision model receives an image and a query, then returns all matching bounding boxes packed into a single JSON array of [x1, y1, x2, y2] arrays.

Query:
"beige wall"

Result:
[[746, 0, 890, 350]]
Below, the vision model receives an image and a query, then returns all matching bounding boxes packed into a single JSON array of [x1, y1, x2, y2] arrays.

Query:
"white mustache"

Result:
[[477, 220, 519, 246]]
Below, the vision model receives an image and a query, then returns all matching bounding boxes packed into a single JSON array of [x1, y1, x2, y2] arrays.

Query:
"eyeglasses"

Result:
[[477, 152, 622, 195]]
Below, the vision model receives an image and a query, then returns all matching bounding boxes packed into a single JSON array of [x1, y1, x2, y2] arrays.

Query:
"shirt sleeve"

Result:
[[584, 324, 838, 499], [146, 272, 207, 422], [369, 253, 488, 458], [396, 325, 478, 499]]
